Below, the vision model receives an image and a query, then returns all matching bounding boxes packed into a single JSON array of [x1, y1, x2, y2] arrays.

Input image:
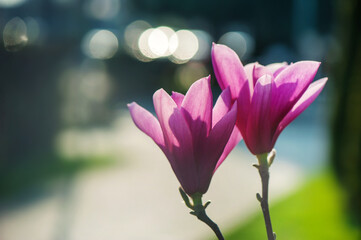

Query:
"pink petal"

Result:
[[265, 62, 288, 77], [211, 88, 243, 171], [153, 89, 178, 148], [271, 61, 321, 125], [235, 83, 251, 138], [127, 102, 165, 150], [244, 62, 256, 93], [208, 102, 238, 158], [212, 87, 232, 128], [198, 101, 238, 193], [153, 89, 198, 194], [212, 88, 242, 170], [245, 75, 274, 155], [211, 44, 251, 135], [253, 63, 273, 83], [171, 91, 184, 108], [168, 108, 199, 195], [211, 43, 248, 98], [274, 61, 320, 94], [244, 62, 256, 82], [153, 89, 192, 153], [272, 77, 328, 145], [215, 126, 242, 171], [181, 76, 213, 147]]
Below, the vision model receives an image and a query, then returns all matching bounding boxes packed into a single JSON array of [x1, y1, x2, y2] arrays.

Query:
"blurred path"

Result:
[[0, 114, 304, 240]]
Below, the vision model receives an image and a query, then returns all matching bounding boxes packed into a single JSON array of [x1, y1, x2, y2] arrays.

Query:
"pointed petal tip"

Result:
[[185, 76, 211, 95], [127, 102, 135, 108], [232, 100, 238, 109], [155, 88, 165, 94], [171, 91, 183, 97], [171, 91, 185, 107], [206, 75, 211, 82], [295, 60, 321, 68], [319, 77, 328, 83], [194, 75, 211, 86], [223, 86, 231, 95], [127, 102, 140, 111], [153, 88, 168, 100], [212, 43, 229, 52], [311, 60, 321, 68], [153, 88, 177, 111], [257, 74, 273, 85], [228, 101, 238, 120], [311, 77, 328, 89]]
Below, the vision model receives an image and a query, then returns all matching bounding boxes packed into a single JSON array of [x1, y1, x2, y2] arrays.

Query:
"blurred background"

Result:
[[0, 0, 360, 239]]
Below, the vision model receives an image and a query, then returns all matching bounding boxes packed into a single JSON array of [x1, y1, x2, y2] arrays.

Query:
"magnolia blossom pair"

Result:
[[128, 44, 327, 196]]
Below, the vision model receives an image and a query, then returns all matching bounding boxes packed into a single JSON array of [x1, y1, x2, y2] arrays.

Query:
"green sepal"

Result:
[[256, 193, 262, 202], [179, 187, 193, 209], [267, 149, 276, 167], [204, 200, 211, 209]]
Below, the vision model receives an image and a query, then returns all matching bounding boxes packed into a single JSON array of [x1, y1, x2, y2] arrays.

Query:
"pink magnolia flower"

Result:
[[212, 44, 328, 155], [128, 76, 242, 195]]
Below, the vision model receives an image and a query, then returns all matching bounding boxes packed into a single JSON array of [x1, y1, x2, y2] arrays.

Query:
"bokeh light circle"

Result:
[[82, 29, 118, 59], [3, 17, 28, 52], [169, 30, 199, 64], [218, 31, 255, 60]]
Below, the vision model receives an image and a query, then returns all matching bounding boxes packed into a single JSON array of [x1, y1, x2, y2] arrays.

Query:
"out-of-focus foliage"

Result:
[[0, 155, 115, 198], [331, 0, 361, 224], [225, 172, 361, 240]]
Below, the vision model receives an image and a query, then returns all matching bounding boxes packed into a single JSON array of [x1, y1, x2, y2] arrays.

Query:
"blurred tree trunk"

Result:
[[0, 47, 61, 168], [0, 2, 85, 171], [332, 0, 361, 224]]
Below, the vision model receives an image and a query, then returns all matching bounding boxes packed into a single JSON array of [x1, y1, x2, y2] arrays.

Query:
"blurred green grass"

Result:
[[0, 155, 116, 199], [225, 172, 361, 240]]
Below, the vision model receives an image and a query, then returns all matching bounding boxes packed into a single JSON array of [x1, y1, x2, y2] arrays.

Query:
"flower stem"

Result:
[[180, 189, 224, 240], [193, 207, 224, 240], [256, 153, 276, 240]]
